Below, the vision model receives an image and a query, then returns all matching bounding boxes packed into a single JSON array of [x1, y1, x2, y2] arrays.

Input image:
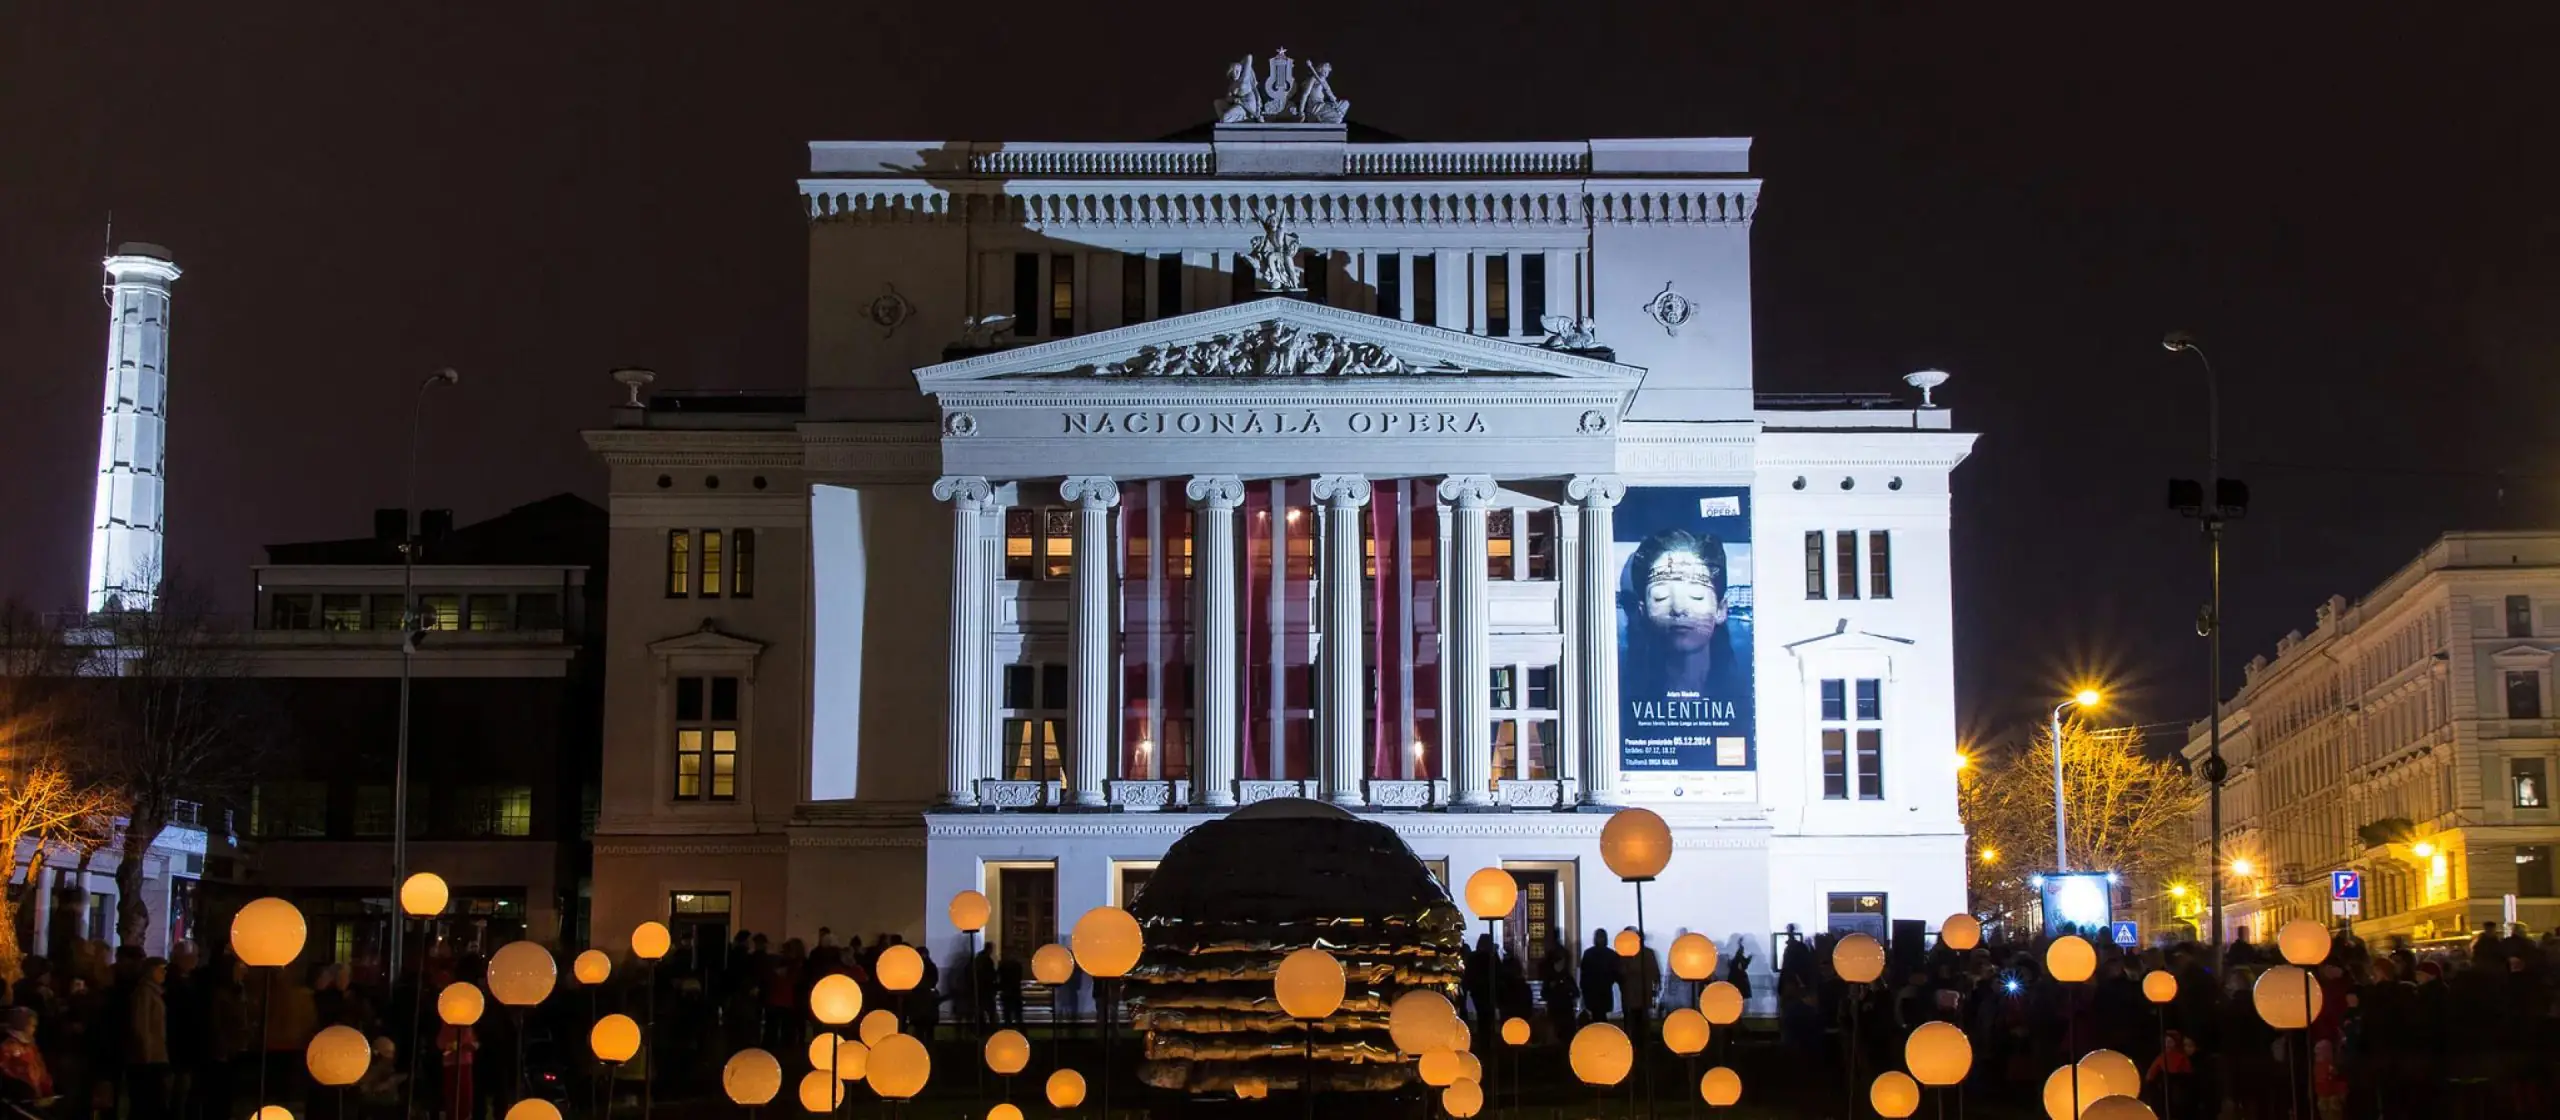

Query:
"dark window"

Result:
[[517, 592, 563, 630], [1856, 730, 1885, 800], [249, 782, 328, 839], [1869, 531, 1893, 599], [2509, 670, 2543, 719], [351, 785, 426, 839], [1525, 510, 1554, 580], [1485, 254, 1511, 337], [269, 595, 314, 630], [699, 529, 724, 598], [1490, 667, 1518, 711], [1805, 531, 1827, 599], [2515, 758, 2550, 809], [1822, 730, 1848, 800], [1156, 253, 1181, 319], [1820, 680, 1846, 722], [1522, 254, 1547, 333], [1003, 664, 1036, 709], [1049, 254, 1075, 337], [2520, 845, 2555, 897], [1526, 666, 1556, 710], [1122, 254, 1148, 324], [733, 529, 756, 599], [1012, 254, 1040, 336], [1231, 256, 1256, 303], [1836, 531, 1861, 599], [2510, 595, 2535, 638], [1412, 256, 1438, 326], [369, 594, 403, 630], [1378, 254, 1402, 319], [666, 530, 691, 597], [1856, 679, 1882, 721], [1041, 664, 1070, 708], [1304, 251, 1329, 304]]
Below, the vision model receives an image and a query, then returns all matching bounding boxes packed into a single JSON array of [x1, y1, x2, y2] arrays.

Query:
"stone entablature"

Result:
[[804, 180, 1758, 228]]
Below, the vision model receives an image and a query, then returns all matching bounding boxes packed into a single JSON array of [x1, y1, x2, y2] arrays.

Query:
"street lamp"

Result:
[[2051, 688, 2102, 871], [391, 366, 459, 985], [2165, 330, 2246, 973]]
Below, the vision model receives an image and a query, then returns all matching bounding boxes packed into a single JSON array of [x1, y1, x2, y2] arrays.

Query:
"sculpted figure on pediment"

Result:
[[1100, 321, 1410, 377]]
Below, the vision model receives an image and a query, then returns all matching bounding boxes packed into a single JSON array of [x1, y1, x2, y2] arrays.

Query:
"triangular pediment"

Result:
[[2490, 644, 2551, 668], [648, 621, 767, 659], [916, 298, 1642, 393]]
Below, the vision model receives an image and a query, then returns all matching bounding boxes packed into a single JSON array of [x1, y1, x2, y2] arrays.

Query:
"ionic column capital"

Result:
[[1436, 474, 1498, 508], [1060, 476, 1121, 508], [932, 475, 993, 507], [1311, 474, 1373, 507], [1566, 474, 1627, 508], [1184, 474, 1246, 508]]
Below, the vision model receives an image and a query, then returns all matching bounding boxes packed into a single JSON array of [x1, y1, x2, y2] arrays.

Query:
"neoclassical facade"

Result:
[[585, 58, 1976, 976]]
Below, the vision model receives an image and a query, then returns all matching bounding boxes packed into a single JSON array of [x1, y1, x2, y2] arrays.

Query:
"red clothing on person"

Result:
[[437, 1023, 478, 1120], [0, 1033, 52, 1099]]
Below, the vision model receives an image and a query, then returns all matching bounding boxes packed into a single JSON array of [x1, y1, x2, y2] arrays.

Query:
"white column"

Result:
[[1557, 503, 1583, 790], [933, 476, 993, 806], [1187, 475, 1245, 808], [1440, 475, 1498, 808], [1568, 475, 1628, 807], [1312, 475, 1371, 806], [1062, 476, 1120, 808], [978, 501, 1008, 784]]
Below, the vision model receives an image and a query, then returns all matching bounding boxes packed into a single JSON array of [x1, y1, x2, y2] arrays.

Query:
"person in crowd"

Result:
[[0, 1007, 53, 1105], [435, 1008, 478, 1120], [1539, 938, 1578, 1044], [125, 958, 170, 1120], [1577, 929, 1619, 1024]]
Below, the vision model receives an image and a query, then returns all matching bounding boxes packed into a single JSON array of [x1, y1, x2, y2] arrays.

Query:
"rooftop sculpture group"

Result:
[[1216, 49, 1349, 125]]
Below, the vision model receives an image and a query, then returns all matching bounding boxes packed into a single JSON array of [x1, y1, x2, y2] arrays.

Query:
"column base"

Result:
[[1445, 803, 1510, 814], [1057, 804, 1126, 814]]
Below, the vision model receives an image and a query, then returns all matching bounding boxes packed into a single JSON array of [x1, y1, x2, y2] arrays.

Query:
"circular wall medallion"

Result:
[[1578, 410, 1610, 434], [1642, 282, 1696, 336], [943, 412, 978, 438], [868, 284, 915, 336]]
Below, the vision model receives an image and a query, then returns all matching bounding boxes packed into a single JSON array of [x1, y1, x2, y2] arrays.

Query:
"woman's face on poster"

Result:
[[1642, 548, 1726, 650]]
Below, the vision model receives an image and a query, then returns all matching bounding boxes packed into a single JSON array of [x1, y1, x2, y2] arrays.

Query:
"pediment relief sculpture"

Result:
[[1086, 319, 1425, 377]]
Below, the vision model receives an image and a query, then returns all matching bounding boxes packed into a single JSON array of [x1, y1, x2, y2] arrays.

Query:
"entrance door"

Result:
[[998, 866, 1057, 964], [1507, 869, 1563, 970], [669, 891, 733, 976]]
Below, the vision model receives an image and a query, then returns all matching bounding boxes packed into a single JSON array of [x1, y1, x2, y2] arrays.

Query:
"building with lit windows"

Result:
[[583, 55, 1977, 976], [2183, 531, 2560, 947]]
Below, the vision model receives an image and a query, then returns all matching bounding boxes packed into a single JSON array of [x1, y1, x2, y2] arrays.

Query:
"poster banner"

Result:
[[1615, 487, 1755, 781]]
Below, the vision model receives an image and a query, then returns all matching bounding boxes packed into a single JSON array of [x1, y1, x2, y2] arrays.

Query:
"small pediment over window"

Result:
[[650, 620, 767, 677], [1782, 619, 1917, 656], [2489, 644, 2553, 669]]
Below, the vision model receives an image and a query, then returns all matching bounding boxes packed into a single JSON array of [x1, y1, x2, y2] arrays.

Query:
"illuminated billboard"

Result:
[[1614, 486, 1755, 797]]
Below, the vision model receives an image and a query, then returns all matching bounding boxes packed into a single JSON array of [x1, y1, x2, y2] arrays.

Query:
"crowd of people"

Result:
[[9, 916, 2560, 1119], [1755, 922, 2560, 1120]]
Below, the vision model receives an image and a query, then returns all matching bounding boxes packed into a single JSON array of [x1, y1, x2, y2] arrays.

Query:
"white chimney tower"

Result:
[[86, 243, 181, 614]]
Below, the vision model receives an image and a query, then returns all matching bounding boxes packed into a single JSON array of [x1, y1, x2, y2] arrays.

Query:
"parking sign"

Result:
[[2331, 870, 2362, 901]]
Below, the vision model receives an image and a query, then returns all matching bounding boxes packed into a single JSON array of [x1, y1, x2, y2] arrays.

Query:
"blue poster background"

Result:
[[1615, 487, 1755, 772]]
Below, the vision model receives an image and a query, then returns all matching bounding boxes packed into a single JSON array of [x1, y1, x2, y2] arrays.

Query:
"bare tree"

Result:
[[83, 576, 267, 950], [1959, 719, 2204, 930], [0, 605, 123, 981]]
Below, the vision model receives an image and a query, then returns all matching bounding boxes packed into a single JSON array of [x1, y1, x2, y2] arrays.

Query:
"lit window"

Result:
[[666, 530, 691, 597], [1485, 254, 1511, 337], [2515, 758, 2549, 809], [466, 595, 511, 632], [1490, 663, 1560, 782], [320, 595, 364, 631], [700, 529, 724, 599], [418, 595, 461, 631], [1001, 663, 1069, 786], [1487, 510, 1515, 580], [674, 675, 742, 801]]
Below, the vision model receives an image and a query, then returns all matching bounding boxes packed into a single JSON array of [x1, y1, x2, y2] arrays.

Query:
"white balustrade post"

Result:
[[1187, 475, 1245, 808], [1440, 475, 1498, 808], [1062, 476, 1121, 808], [933, 476, 994, 806], [1568, 475, 1627, 807], [1312, 475, 1372, 806]]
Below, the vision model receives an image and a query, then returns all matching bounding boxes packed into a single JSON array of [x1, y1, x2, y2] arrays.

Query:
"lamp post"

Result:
[[1461, 868, 1517, 1053], [232, 897, 307, 1115], [1069, 907, 1142, 1120], [1600, 808, 1672, 1112], [397, 873, 448, 1120], [2050, 689, 2102, 871], [591, 1013, 641, 1120], [2164, 331, 2244, 973], [632, 921, 671, 1120], [1275, 948, 1344, 1120], [2048, 935, 2098, 1120], [390, 367, 458, 984], [1834, 933, 1885, 1119]]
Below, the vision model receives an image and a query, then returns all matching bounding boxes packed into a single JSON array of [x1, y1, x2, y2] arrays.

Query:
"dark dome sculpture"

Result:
[[1125, 798, 1465, 1093]]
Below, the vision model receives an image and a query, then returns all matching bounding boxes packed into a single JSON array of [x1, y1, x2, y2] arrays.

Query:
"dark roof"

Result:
[[263, 493, 606, 567]]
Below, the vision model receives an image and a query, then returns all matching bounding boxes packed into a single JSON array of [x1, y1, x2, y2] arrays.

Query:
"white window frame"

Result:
[[1490, 662, 1562, 781]]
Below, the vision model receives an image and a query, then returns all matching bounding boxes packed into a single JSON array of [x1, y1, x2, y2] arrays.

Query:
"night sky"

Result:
[[5, 4, 2554, 742]]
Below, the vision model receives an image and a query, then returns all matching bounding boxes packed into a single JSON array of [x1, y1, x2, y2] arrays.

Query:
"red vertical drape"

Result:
[[1240, 484, 1270, 779]]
